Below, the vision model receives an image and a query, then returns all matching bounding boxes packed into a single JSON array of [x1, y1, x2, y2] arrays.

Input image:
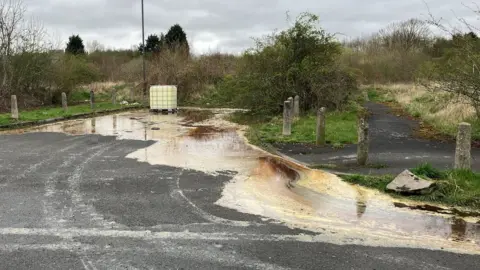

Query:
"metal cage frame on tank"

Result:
[[149, 85, 178, 114]]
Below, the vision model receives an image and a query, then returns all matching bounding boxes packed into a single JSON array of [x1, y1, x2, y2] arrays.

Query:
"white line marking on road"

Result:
[[0, 227, 477, 255], [80, 258, 90, 270], [172, 169, 257, 227], [87, 260, 98, 270], [65, 141, 124, 229], [0, 227, 317, 242]]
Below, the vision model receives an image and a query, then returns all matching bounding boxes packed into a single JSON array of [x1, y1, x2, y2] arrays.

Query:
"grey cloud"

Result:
[[22, 0, 478, 53]]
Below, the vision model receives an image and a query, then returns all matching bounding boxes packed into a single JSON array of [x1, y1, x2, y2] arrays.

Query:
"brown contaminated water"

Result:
[[2, 109, 479, 254]]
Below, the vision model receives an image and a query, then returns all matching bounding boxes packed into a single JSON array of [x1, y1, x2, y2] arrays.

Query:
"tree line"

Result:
[[2, 0, 480, 118], [65, 24, 189, 56]]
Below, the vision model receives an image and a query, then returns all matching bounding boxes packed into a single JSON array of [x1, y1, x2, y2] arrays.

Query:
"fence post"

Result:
[[90, 90, 95, 110], [11, 95, 18, 120], [112, 88, 117, 105], [293, 95, 300, 117], [316, 107, 326, 145], [283, 100, 292, 136], [455, 122, 472, 170], [61, 92, 68, 112], [357, 115, 369, 165]]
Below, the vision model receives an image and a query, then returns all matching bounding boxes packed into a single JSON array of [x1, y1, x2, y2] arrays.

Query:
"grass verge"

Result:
[[0, 102, 140, 126], [365, 84, 480, 141], [340, 163, 480, 209], [229, 111, 358, 147]]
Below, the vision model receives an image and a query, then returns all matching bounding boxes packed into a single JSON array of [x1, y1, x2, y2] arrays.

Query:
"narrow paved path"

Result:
[[275, 102, 480, 175]]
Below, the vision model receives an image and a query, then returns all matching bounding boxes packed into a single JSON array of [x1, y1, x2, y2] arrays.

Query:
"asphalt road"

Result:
[[0, 123, 479, 269], [275, 102, 480, 175]]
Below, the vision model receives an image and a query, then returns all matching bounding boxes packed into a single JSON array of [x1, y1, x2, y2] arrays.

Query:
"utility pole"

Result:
[[141, 0, 147, 101]]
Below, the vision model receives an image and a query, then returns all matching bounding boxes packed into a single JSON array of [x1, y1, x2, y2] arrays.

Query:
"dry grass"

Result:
[[372, 83, 479, 138], [80, 81, 128, 93]]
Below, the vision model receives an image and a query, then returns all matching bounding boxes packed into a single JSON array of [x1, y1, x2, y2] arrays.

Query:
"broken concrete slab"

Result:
[[386, 170, 435, 194]]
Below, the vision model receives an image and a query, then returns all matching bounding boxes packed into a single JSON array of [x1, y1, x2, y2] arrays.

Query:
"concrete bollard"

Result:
[[112, 88, 117, 105], [287, 97, 294, 120], [316, 107, 326, 145], [293, 95, 300, 117], [90, 90, 95, 110], [61, 92, 68, 112], [364, 91, 369, 102], [11, 95, 18, 120], [130, 87, 135, 101], [357, 115, 369, 165], [283, 100, 292, 136], [455, 122, 472, 170]]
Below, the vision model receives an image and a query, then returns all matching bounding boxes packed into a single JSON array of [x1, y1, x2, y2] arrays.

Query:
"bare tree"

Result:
[[87, 40, 105, 53], [0, 0, 25, 94], [421, 3, 480, 118], [378, 18, 431, 52]]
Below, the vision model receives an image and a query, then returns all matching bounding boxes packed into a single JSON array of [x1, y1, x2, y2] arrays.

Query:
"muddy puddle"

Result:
[[2, 109, 479, 254]]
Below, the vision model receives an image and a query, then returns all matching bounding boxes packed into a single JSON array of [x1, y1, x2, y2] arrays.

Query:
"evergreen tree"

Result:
[[139, 34, 163, 53], [65, 35, 86, 55], [165, 24, 189, 53]]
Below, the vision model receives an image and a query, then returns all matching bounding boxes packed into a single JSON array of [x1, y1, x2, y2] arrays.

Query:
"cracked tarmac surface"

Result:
[[0, 109, 479, 269]]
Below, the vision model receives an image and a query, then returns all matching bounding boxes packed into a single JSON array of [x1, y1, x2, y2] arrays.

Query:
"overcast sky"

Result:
[[23, 0, 478, 54]]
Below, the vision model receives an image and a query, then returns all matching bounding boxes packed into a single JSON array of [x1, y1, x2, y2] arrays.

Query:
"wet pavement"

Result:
[[0, 109, 479, 269], [275, 102, 480, 175]]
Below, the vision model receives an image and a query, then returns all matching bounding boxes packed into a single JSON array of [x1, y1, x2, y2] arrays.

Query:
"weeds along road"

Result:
[[0, 110, 478, 270]]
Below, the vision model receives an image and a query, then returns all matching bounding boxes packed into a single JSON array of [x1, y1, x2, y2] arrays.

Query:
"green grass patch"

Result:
[[341, 174, 394, 191], [340, 163, 480, 209], [367, 88, 395, 102], [70, 89, 111, 103], [410, 163, 446, 179], [0, 102, 140, 126], [230, 111, 358, 146], [69, 90, 91, 103]]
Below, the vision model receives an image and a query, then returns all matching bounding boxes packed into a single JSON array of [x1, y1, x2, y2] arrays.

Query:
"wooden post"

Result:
[[316, 107, 326, 145], [61, 92, 68, 112], [11, 95, 18, 120], [90, 90, 95, 110], [357, 115, 369, 165], [293, 95, 300, 117], [283, 100, 292, 136], [455, 122, 471, 170], [112, 88, 117, 105]]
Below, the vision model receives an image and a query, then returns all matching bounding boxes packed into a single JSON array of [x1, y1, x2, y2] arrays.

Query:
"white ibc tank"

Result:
[[149, 85, 178, 111]]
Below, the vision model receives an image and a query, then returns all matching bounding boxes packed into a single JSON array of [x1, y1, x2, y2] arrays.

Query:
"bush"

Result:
[[145, 49, 238, 103], [213, 12, 358, 114], [50, 54, 101, 104], [418, 33, 480, 119]]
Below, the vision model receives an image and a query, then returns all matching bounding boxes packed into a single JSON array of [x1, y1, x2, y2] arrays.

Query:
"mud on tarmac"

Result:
[[3, 108, 479, 254]]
